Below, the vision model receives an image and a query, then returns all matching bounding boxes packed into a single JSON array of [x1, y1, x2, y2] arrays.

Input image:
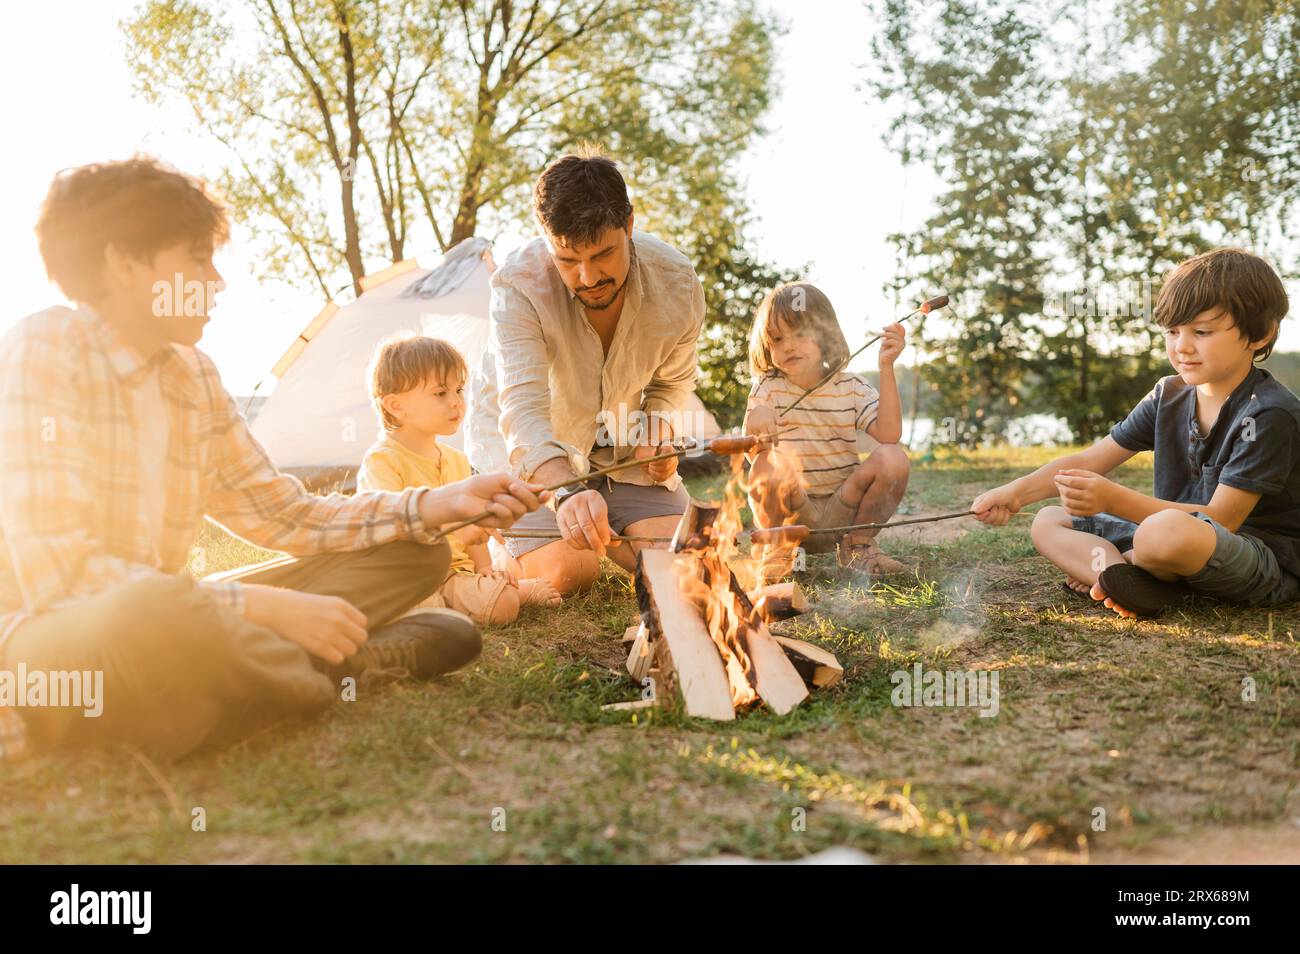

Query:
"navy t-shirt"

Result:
[[1109, 366, 1300, 580]]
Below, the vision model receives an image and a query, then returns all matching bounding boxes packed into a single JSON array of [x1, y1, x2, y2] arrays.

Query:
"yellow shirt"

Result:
[[357, 435, 476, 575]]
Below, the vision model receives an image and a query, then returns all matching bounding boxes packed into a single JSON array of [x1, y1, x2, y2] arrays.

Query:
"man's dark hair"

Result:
[[36, 155, 230, 302], [1155, 247, 1289, 362], [533, 148, 632, 247]]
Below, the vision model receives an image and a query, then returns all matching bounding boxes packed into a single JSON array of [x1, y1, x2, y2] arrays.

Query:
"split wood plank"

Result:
[[634, 548, 735, 721], [771, 635, 844, 688]]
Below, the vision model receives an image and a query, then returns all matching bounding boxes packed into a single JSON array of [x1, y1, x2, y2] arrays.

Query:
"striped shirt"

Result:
[[745, 371, 881, 495], [0, 305, 443, 650]]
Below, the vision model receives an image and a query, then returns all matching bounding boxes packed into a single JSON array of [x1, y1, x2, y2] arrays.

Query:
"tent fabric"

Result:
[[251, 237, 720, 490]]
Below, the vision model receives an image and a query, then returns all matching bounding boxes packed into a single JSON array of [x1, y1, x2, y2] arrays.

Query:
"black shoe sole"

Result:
[[1096, 564, 1192, 618]]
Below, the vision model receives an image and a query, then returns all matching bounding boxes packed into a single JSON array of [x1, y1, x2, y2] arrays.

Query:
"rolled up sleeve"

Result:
[[641, 278, 704, 426], [491, 283, 587, 479]]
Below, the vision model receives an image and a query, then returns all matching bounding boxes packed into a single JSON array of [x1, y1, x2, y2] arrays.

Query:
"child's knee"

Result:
[[1132, 509, 1198, 566], [873, 443, 910, 476], [486, 585, 521, 626], [1030, 505, 1071, 544]]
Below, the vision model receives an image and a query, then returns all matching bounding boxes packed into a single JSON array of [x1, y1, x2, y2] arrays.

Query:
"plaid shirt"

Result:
[[0, 305, 442, 652]]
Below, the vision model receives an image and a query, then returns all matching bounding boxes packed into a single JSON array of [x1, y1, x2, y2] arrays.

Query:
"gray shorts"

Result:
[[503, 477, 689, 558], [1073, 511, 1300, 607]]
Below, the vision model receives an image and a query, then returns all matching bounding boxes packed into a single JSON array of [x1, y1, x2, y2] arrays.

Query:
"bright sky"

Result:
[[0, 0, 1294, 395]]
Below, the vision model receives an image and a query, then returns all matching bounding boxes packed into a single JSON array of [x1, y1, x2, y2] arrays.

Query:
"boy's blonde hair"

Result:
[[368, 333, 468, 431], [749, 281, 850, 377]]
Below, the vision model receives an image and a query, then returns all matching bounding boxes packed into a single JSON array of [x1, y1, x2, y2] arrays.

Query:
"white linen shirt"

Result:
[[467, 231, 705, 490]]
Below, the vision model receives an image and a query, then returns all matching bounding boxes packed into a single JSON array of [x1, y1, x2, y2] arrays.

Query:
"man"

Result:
[[0, 157, 545, 762], [467, 150, 706, 595]]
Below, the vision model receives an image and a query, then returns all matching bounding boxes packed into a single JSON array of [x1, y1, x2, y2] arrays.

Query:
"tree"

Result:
[[123, 1, 791, 426], [872, 0, 1300, 445], [872, 0, 1058, 445]]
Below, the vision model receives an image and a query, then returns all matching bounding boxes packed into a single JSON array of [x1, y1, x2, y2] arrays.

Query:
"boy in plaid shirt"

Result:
[[0, 157, 546, 761]]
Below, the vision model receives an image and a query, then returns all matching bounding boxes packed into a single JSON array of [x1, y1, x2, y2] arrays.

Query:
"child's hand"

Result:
[[484, 563, 519, 587], [1053, 469, 1114, 516], [878, 322, 906, 369], [452, 525, 502, 548], [971, 485, 1020, 525], [745, 405, 778, 439]]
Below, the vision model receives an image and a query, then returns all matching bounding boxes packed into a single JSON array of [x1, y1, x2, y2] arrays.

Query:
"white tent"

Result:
[[251, 237, 720, 489]]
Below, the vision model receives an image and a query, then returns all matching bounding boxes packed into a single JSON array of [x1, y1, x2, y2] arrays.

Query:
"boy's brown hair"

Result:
[[533, 145, 632, 248], [749, 282, 851, 377], [1155, 248, 1289, 362], [368, 333, 468, 431], [35, 155, 230, 303]]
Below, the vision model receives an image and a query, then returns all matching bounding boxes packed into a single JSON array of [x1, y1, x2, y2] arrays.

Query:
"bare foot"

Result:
[[1063, 576, 1091, 594], [1088, 580, 1137, 619], [518, 577, 562, 607]]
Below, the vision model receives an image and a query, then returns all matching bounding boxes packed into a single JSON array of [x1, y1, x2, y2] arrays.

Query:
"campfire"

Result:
[[619, 454, 841, 720]]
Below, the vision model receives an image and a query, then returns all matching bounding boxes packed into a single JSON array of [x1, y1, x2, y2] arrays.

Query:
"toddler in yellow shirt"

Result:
[[357, 333, 561, 624]]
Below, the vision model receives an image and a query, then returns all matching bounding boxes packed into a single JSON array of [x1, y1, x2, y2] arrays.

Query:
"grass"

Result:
[[2, 445, 1298, 863]]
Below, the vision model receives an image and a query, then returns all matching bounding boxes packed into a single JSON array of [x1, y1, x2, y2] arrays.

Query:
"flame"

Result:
[[670, 445, 796, 707], [744, 439, 807, 587]]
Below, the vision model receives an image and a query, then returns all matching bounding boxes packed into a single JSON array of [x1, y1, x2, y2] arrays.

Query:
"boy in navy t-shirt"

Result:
[[972, 248, 1300, 618]]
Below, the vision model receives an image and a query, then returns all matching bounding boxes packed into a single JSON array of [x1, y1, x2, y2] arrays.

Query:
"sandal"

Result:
[[838, 539, 910, 576]]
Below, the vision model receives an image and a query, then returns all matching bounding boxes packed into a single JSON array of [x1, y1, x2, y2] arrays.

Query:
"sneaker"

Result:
[[348, 609, 482, 680]]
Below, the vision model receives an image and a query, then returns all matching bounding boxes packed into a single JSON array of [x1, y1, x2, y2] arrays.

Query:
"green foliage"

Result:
[[122, 0, 793, 424], [872, 0, 1300, 445]]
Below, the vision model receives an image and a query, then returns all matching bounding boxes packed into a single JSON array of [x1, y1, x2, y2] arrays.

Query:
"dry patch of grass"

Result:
[[1, 446, 1296, 864]]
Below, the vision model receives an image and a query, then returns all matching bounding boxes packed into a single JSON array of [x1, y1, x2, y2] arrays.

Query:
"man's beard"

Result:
[[576, 271, 629, 311]]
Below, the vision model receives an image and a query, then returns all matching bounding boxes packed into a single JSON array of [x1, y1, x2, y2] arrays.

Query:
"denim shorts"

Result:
[[1072, 511, 1300, 608]]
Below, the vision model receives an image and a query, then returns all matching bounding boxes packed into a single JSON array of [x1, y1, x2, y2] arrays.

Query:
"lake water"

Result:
[[901, 414, 1075, 449]]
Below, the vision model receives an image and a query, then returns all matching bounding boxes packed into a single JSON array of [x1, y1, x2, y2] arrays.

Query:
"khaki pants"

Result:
[[421, 571, 516, 626], [1, 539, 450, 761]]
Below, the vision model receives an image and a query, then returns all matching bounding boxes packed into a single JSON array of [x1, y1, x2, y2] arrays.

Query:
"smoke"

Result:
[[801, 563, 989, 651], [916, 566, 988, 650]]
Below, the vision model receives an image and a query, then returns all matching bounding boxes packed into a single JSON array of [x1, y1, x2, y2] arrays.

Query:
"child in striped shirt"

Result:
[[743, 282, 911, 582]]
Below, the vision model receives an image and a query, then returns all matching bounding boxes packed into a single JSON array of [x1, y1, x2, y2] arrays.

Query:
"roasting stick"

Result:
[[432, 433, 779, 541], [778, 509, 1030, 542], [779, 294, 950, 417], [500, 524, 813, 546], [501, 509, 1029, 546]]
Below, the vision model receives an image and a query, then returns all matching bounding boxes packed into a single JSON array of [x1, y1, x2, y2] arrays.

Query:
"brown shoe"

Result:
[[838, 538, 909, 576]]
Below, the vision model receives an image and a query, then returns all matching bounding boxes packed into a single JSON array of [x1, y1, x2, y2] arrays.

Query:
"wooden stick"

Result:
[[807, 508, 1032, 534], [507, 509, 1025, 546], [433, 434, 774, 541], [501, 522, 812, 545], [503, 530, 665, 542], [810, 509, 977, 533]]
